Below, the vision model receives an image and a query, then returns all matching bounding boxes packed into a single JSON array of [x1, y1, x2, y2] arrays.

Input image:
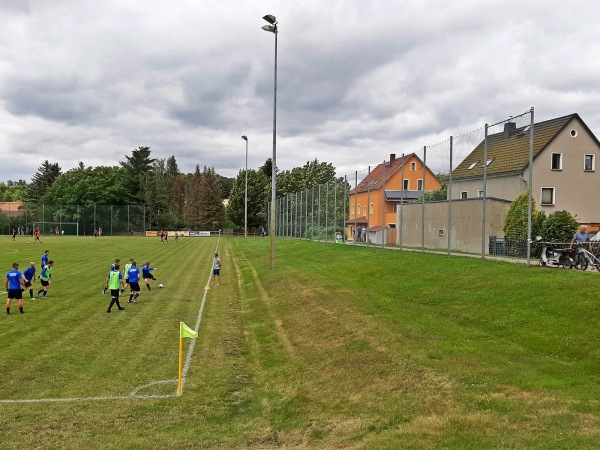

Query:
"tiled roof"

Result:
[[345, 216, 368, 225], [350, 154, 414, 194], [452, 114, 592, 180]]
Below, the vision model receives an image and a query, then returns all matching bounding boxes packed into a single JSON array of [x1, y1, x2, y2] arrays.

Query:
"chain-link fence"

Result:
[[0, 203, 146, 236], [270, 109, 536, 262]]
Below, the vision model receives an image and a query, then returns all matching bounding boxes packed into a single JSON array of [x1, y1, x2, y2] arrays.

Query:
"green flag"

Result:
[[180, 322, 198, 339]]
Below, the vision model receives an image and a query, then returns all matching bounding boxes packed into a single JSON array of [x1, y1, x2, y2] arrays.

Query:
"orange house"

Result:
[[346, 153, 442, 241]]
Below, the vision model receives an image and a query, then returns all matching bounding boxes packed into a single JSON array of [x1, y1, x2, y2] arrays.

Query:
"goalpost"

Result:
[[32, 221, 80, 237]]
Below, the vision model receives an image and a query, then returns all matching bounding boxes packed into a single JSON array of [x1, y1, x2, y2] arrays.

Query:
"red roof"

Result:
[[350, 154, 414, 194]]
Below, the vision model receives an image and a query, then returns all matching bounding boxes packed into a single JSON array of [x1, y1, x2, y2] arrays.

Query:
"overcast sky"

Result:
[[1, 0, 600, 183]]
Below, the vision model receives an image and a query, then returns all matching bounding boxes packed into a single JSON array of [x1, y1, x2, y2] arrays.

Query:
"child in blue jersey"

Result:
[[6, 263, 26, 314], [23, 261, 36, 299], [41, 250, 49, 269], [127, 261, 141, 303], [142, 262, 157, 290]]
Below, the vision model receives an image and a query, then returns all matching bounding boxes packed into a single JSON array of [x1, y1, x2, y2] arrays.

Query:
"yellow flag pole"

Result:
[[177, 336, 183, 396]]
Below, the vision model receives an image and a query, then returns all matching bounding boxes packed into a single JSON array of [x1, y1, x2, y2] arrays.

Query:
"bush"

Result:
[[542, 210, 578, 243]]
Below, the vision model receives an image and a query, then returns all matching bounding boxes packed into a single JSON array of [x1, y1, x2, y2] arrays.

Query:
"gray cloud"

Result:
[[2, 0, 600, 183]]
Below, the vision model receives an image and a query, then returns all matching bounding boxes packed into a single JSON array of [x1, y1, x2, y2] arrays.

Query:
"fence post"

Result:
[[381, 160, 386, 248], [366, 166, 371, 247], [482, 124, 489, 260], [400, 154, 405, 250], [325, 182, 329, 243], [526, 107, 535, 266], [354, 171, 358, 245], [448, 137, 453, 256], [422, 146, 426, 253]]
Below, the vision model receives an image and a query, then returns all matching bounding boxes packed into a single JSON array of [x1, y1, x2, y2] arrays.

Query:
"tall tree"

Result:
[[120, 146, 156, 203], [227, 169, 270, 230], [185, 165, 203, 228], [26, 161, 62, 202], [198, 166, 225, 229]]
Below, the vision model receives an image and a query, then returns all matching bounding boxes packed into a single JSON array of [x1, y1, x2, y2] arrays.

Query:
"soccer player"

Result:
[[211, 252, 221, 286], [142, 262, 157, 290], [37, 260, 54, 298], [106, 263, 125, 313], [103, 259, 121, 294], [127, 261, 141, 303], [121, 258, 134, 293], [23, 262, 36, 300], [41, 250, 50, 269], [6, 263, 26, 314], [34, 226, 41, 243], [12, 228, 17, 241]]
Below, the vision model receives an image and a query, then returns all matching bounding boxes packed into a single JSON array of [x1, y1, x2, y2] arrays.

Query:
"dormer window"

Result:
[[482, 158, 494, 167], [467, 161, 479, 170]]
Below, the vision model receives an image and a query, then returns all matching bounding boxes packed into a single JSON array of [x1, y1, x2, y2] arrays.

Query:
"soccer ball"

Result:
[[27, 241, 30, 244], [158, 283, 164, 288]]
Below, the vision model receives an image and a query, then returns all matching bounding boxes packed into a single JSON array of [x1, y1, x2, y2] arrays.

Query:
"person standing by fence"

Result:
[[571, 225, 591, 251]]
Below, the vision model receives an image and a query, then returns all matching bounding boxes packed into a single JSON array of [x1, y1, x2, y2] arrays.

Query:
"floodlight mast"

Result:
[[262, 14, 278, 269], [241, 135, 248, 241]]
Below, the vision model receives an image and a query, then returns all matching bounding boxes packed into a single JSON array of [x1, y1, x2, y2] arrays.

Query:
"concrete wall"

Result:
[[451, 176, 526, 202], [396, 198, 512, 254]]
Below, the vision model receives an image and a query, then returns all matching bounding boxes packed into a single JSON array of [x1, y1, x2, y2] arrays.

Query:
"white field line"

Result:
[[0, 238, 220, 404]]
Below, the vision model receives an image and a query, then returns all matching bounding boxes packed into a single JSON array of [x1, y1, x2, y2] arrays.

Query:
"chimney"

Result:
[[503, 122, 517, 138], [390, 153, 396, 163]]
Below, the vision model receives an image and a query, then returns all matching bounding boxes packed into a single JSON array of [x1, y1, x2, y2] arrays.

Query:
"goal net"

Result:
[[32, 222, 80, 237]]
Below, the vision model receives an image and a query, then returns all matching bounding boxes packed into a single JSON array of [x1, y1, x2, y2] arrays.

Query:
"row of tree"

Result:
[[5, 146, 342, 233]]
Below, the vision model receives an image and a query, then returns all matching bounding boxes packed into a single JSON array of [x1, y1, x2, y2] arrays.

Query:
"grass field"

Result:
[[1, 235, 600, 449]]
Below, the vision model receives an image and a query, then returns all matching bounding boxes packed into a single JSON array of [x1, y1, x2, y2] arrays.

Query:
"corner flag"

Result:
[[178, 321, 197, 397], [180, 322, 198, 339]]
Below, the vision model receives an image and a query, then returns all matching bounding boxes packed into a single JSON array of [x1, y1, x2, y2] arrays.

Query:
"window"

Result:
[[460, 191, 467, 199], [584, 154, 595, 171], [357, 204, 360, 216], [551, 153, 562, 170], [482, 158, 494, 167], [467, 161, 479, 170], [351, 205, 355, 217], [438, 229, 444, 237], [478, 190, 484, 198], [541, 187, 555, 205], [417, 179, 423, 190], [369, 203, 373, 215], [403, 179, 409, 190], [363, 206, 367, 216], [410, 162, 416, 171]]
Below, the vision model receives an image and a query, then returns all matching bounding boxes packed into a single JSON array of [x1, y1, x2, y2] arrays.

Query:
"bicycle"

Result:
[[572, 245, 600, 271]]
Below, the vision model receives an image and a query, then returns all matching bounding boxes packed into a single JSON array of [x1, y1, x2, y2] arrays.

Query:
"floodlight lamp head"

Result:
[[261, 24, 276, 33], [262, 14, 277, 24], [241, 135, 247, 141]]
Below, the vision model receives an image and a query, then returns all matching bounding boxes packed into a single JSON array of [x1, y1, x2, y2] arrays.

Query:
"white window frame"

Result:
[[417, 179, 423, 190], [357, 204, 360, 216], [477, 190, 484, 198], [467, 161, 479, 170], [540, 187, 555, 205], [584, 154, 595, 172], [369, 203, 373, 215], [410, 162, 416, 171], [403, 179, 409, 190], [551, 153, 562, 171], [460, 191, 468, 199]]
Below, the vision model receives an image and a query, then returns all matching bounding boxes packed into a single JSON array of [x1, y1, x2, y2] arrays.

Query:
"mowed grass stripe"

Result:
[[0, 236, 218, 400], [2, 236, 600, 449]]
